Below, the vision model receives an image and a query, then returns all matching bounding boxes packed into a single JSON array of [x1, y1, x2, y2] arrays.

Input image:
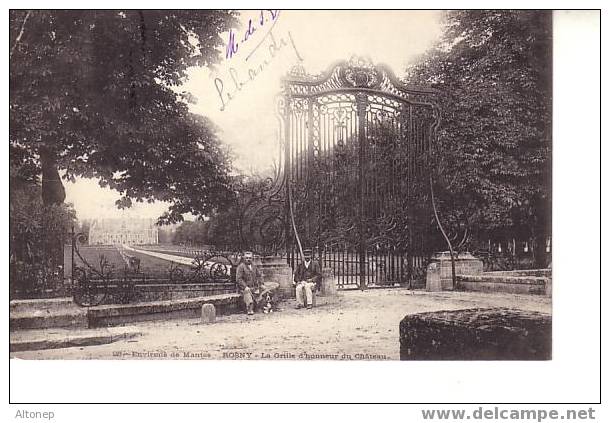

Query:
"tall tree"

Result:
[[9, 10, 238, 222], [173, 220, 211, 246], [406, 10, 552, 266]]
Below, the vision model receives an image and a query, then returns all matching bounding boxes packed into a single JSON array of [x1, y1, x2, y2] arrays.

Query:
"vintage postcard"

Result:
[[9, 9, 553, 362]]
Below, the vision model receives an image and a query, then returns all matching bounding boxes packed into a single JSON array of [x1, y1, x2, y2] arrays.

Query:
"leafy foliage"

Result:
[[171, 172, 286, 252], [10, 183, 76, 263], [405, 10, 552, 263], [173, 220, 213, 246], [9, 176, 77, 298], [10, 10, 238, 222]]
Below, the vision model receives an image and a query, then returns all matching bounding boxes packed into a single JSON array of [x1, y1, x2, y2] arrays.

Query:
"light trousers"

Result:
[[242, 287, 255, 308], [295, 281, 316, 306]]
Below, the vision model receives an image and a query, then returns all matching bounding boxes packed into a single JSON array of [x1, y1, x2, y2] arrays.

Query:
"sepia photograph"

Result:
[[9, 9, 556, 364]]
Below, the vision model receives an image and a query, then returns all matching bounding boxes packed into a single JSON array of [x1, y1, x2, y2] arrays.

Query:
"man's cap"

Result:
[[303, 249, 313, 257], [244, 251, 254, 258]]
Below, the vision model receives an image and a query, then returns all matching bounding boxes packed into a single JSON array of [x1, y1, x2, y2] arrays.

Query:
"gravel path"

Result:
[[124, 244, 197, 267], [11, 289, 551, 360]]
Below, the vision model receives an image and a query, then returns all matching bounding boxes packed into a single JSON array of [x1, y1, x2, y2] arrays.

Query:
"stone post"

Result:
[[318, 267, 337, 297], [544, 277, 552, 297], [260, 256, 295, 299], [201, 303, 216, 324], [426, 262, 442, 291]]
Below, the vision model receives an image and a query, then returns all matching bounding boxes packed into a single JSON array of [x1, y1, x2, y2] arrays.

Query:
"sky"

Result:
[[65, 10, 443, 221]]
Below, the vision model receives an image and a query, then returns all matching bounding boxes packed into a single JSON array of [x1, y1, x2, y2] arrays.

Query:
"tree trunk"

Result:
[[429, 176, 457, 289], [532, 192, 551, 269], [38, 146, 66, 293], [40, 146, 65, 205], [533, 232, 549, 269]]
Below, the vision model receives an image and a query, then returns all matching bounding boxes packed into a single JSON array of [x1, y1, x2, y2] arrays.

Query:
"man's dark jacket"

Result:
[[293, 260, 322, 288]]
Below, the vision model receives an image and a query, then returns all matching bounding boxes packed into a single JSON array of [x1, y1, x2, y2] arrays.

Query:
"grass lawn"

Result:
[[128, 250, 193, 278], [66, 245, 193, 279]]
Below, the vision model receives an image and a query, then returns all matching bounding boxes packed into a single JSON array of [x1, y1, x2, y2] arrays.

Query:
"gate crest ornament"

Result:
[[281, 55, 439, 106], [339, 56, 382, 88]]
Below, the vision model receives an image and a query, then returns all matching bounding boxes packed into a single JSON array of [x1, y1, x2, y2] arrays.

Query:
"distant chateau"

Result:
[[89, 218, 159, 245]]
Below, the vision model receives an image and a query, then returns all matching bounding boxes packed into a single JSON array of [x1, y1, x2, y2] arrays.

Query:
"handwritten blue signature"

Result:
[[215, 28, 302, 112], [225, 10, 281, 61]]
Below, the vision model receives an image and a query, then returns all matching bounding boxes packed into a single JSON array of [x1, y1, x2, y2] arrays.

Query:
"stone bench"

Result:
[[10, 298, 88, 330], [399, 307, 551, 360], [10, 297, 75, 314], [86, 293, 242, 328], [456, 274, 550, 295], [485, 269, 552, 278], [130, 282, 237, 302], [10, 310, 88, 331]]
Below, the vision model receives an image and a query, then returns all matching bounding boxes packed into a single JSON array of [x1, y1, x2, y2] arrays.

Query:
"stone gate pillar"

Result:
[[426, 251, 483, 290]]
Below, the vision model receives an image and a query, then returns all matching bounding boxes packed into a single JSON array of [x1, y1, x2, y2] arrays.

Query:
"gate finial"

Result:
[[288, 61, 310, 81]]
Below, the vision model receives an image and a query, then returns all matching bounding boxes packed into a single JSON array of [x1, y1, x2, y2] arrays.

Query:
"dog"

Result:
[[261, 292, 274, 314]]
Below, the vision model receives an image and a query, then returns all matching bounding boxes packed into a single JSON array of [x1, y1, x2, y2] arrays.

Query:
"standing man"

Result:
[[293, 249, 322, 309], [236, 251, 261, 315]]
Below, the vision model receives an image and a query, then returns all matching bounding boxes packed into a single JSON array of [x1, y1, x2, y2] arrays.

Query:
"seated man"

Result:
[[235, 252, 279, 315], [293, 249, 322, 309]]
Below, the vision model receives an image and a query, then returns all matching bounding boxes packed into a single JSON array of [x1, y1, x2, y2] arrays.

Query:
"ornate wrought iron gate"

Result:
[[278, 57, 440, 289]]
